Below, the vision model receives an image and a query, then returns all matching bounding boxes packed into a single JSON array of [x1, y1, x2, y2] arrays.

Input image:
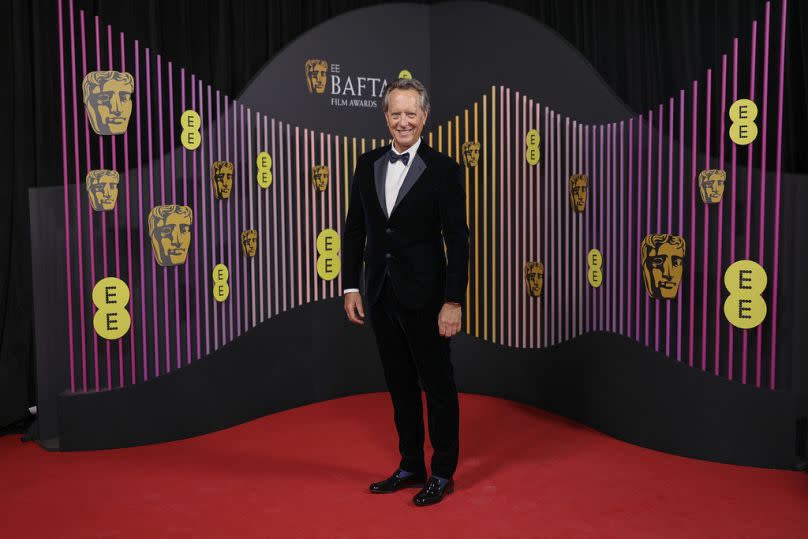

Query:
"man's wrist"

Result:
[[343, 288, 360, 295]]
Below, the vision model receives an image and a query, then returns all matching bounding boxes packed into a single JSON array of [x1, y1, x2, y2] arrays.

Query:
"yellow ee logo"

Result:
[[316, 228, 340, 281], [212, 263, 230, 302], [180, 110, 202, 151], [525, 129, 541, 166], [257, 151, 272, 188], [728, 99, 758, 146], [587, 248, 603, 288], [398, 70, 413, 79], [724, 260, 767, 329], [92, 277, 131, 340]]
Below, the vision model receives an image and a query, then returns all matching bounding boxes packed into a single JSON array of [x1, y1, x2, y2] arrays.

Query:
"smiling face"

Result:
[[642, 235, 686, 299], [462, 141, 480, 167], [86, 170, 119, 211], [149, 206, 193, 267], [524, 261, 544, 297], [241, 229, 258, 257], [698, 169, 726, 204], [384, 88, 428, 152], [83, 72, 134, 135], [569, 174, 588, 212]]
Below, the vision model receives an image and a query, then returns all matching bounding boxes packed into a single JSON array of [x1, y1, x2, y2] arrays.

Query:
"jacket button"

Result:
[[385, 253, 392, 259], [385, 228, 393, 234]]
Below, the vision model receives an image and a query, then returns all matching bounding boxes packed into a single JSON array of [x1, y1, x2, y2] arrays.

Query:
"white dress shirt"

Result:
[[343, 139, 421, 295]]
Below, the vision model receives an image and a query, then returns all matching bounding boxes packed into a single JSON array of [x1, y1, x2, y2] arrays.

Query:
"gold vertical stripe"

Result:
[[361, 138, 366, 155], [438, 125, 443, 153], [474, 102, 480, 338], [463, 110, 470, 333], [491, 86, 497, 343], [371, 139, 376, 150], [447, 121, 452, 158], [428, 131, 433, 147]]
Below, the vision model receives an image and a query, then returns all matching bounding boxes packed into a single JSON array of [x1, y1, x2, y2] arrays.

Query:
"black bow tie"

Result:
[[388, 151, 410, 166]]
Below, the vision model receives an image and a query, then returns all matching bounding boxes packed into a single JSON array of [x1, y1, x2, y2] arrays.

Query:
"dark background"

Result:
[[3, 0, 806, 430]]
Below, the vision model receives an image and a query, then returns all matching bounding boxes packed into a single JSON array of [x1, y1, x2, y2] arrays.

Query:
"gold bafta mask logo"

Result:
[[311, 165, 329, 191], [148, 205, 193, 267], [698, 169, 727, 204], [641, 234, 686, 299], [85, 169, 120, 211], [82, 71, 134, 135], [524, 261, 544, 297], [461, 141, 480, 168], [241, 229, 258, 258], [212, 161, 234, 200], [569, 174, 588, 213], [304, 59, 328, 94]]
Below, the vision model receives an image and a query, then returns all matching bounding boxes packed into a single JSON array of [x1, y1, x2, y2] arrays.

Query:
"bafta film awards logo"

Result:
[[305, 59, 329, 94], [641, 234, 686, 300], [82, 71, 134, 135]]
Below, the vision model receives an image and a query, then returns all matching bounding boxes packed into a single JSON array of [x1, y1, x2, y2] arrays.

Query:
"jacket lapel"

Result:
[[390, 149, 427, 217], [373, 151, 389, 218]]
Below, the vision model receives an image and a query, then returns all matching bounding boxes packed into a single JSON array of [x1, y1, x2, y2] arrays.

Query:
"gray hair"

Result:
[[382, 78, 430, 114]]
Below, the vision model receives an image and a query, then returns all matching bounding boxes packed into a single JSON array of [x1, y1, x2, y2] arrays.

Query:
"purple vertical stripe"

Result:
[[600, 123, 605, 333], [742, 21, 758, 384], [201, 82, 211, 356], [770, 0, 787, 389], [272, 119, 280, 316], [564, 117, 570, 341], [326, 133, 334, 299], [120, 31, 135, 384], [304, 129, 311, 304], [168, 62, 182, 371], [645, 111, 652, 347], [499, 87, 504, 345], [627, 119, 633, 342], [755, 3, 771, 387], [107, 24, 121, 389], [135, 41, 147, 382], [656, 104, 663, 353], [666, 99, 674, 357], [212, 86, 220, 351], [715, 56, 728, 376], [606, 123, 611, 333], [145, 48, 160, 378], [688, 82, 697, 368], [191, 75, 201, 361], [636, 115, 642, 342], [514, 92, 520, 347], [157, 55, 171, 374], [702, 70, 712, 372], [58, 0, 76, 392], [678, 90, 685, 362], [505, 89, 511, 346], [295, 126, 302, 308], [240, 104, 247, 333], [285, 123, 292, 312], [619, 121, 626, 337], [227, 98, 235, 342], [728, 40, 739, 380], [335, 134, 343, 296], [81, 12, 100, 391]]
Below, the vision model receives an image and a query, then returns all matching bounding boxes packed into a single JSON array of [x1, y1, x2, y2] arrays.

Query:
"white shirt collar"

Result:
[[390, 137, 422, 160]]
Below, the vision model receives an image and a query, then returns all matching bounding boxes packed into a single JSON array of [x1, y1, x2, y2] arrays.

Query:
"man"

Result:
[[342, 78, 469, 506]]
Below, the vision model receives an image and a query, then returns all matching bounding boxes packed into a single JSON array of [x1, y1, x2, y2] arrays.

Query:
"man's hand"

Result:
[[344, 292, 365, 325], [438, 302, 462, 338]]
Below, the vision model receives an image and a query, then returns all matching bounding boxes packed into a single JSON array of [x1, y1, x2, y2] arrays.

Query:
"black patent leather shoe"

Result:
[[413, 476, 454, 506], [369, 470, 427, 494]]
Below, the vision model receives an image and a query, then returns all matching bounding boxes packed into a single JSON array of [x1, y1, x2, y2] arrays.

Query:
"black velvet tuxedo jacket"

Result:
[[342, 142, 469, 311]]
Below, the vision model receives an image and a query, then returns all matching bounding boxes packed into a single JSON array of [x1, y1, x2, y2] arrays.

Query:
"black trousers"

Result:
[[368, 274, 460, 479]]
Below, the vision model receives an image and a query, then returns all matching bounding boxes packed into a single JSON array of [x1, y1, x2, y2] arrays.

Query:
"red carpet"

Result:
[[1, 393, 806, 538]]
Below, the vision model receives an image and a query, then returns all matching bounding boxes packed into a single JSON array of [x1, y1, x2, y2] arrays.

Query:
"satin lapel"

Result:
[[390, 152, 427, 217], [373, 152, 389, 218]]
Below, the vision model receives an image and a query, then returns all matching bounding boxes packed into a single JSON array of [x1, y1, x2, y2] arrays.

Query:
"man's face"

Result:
[[213, 162, 234, 199], [85, 78, 133, 135], [306, 61, 328, 94], [312, 166, 329, 191], [570, 176, 588, 212], [698, 169, 726, 204], [462, 142, 480, 168], [151, 212, 192, 266], [87, 172, 119, 211], [384, 89, 428, 152], [643, 242, 684, 299], [524, 262, 544, 297]]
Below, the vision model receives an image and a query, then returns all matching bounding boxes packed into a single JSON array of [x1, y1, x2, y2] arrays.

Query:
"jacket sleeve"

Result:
[[341, 156, 366, 291], [438, 161, 469, 306]]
